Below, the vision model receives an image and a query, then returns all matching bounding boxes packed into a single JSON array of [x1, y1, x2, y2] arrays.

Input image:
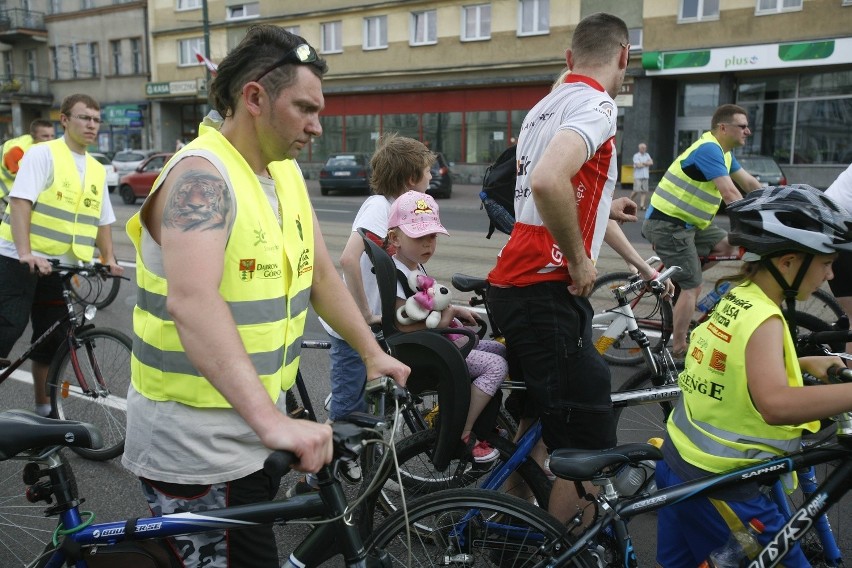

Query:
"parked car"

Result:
[[427, 152, 453, 199], [118, 153, 173, 204], [318, 153, 372, 195], [736, 154, 787, 189], [112, 149, 160, 176], [90, 152, 119, 194]]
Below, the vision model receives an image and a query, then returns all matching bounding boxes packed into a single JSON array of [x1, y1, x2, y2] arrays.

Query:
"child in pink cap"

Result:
[[387, 190, 508, 463]]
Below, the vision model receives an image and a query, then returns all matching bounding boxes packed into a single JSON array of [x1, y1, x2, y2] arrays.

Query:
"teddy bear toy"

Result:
[[396, 273, 453, 328]]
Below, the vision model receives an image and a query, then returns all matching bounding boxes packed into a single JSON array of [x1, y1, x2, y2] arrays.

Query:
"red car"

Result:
[[118, 152, 173, 204]]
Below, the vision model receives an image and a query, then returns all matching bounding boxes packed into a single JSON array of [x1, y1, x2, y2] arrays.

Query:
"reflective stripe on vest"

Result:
[[667, 282, 819, 476], [0, 139, 105, 261], [650, 132, 732, 229], [129, 129, 314, 408]]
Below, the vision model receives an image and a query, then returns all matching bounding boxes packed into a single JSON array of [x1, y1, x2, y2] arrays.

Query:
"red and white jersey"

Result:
[[488, 75, 618, 287]]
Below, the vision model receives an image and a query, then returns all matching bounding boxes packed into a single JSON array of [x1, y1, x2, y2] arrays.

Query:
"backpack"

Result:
[[479, 144, 517, 239]]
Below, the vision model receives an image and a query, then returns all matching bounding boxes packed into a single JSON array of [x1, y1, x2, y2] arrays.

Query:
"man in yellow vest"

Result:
[[0, 94, 123, 417], [122, 26, 410, 568], [642, 104, 762, 356], [0, 118, 56, 203]]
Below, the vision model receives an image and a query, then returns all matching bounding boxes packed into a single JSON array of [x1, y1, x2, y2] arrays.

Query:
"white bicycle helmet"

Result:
[[727, 184, 852, 258]]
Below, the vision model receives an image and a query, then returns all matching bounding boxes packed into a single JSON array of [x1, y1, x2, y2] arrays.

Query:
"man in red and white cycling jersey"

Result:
[[487, 12, 644, 523]]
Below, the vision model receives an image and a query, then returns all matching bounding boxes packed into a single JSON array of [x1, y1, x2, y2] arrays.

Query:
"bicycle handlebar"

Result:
[[828, 365, 852, 384], [49, 259, 129, 281]]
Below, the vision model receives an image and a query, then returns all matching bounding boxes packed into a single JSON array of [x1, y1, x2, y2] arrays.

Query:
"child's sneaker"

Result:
[[463, 434, 499, 463]]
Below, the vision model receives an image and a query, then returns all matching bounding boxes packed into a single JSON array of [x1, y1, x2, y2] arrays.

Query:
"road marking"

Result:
[[8, 370, 128, 412]]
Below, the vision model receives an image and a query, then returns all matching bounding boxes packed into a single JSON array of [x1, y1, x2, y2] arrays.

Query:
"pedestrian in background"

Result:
[[0, 94, 122, 418], [629, 142, 653, 210], [0, 119, 56, 204]]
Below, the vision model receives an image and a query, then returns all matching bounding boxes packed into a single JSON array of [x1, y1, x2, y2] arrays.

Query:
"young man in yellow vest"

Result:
[[642, 104, 762, 356], [123, 26, 409, 568], [0, 118, 56, 203], [0, 94, 122, 417]]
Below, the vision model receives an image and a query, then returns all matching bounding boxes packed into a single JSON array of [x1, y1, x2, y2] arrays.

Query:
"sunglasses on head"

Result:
[[253, 43, 319, 83]]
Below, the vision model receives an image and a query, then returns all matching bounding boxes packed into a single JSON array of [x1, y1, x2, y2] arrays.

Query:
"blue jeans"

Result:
[[327, 335, 367, 421]]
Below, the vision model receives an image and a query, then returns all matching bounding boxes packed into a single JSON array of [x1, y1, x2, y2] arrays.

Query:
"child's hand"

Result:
[[452, 306, 478, 326]]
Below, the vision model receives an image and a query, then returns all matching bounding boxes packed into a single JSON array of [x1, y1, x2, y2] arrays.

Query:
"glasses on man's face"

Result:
[[253, 43, 319, 83], [69, 114, 103, 125], [724, 123, 750, 131]]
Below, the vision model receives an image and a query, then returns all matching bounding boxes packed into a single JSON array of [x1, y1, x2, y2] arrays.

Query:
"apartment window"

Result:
[[49, 0, 61, 13], [70, 44, 79, 78], [2, 52, 12, 79], [87, 42, 99, 77], [177, 0, 202, 9], [227, 2, 259, 20], [628, 28, 643, 51], [321, 21, 342, 54], [518, 0, 549, 36], [410, 10, 437, 45], [679, 0, 720, 22], [50, 46, 59, 79], [111, 40, 122, 75], [178, 38, 205, 66], [131, 38, 142, 74], [756, 0, 803, 14], [462, 4, 491, 41], [284, 25, 300, 35], [363, 16, 387, 50], [26, 49, 36, 81], [81, 0, 93, 8]]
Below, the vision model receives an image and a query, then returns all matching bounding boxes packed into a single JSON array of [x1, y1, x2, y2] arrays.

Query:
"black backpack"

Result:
[[479, 144, 517, 239]]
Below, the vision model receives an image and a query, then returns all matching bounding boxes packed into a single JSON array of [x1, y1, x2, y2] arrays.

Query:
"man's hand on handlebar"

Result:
[[19, 253, 52, 275]]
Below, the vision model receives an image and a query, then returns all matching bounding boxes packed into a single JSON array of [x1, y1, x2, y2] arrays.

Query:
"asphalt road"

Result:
[[0, 182, 847, 566]]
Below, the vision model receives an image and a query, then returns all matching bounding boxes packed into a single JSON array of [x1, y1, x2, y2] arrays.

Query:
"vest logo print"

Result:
[[90, 184, 98, 196], [298, 248, 313, 276], [254, 226, 266, 246], [690, 346, 703, 364], [709, 349, 727, 372], [707, 322, 732, 343], [256, 262, 281, 279], [295, 214, 303, 241], [239, 258, 255, 281]]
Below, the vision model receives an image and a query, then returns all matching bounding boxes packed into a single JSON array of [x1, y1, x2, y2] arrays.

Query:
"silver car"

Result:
[[90, 152, 119, 194]]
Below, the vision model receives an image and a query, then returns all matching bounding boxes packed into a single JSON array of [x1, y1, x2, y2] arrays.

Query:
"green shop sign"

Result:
[[643, 37, 851, 75]]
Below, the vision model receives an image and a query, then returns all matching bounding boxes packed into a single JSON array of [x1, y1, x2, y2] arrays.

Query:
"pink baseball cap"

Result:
[[388, 191, 450, 238]]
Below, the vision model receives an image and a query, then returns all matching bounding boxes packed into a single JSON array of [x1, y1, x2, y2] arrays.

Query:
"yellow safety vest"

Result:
[[668, 281, 819, 476], [0, 134, 34, 198], [650, 132, 733, 229], [0, 138, 105, 261], [128, 129, 314, 408]]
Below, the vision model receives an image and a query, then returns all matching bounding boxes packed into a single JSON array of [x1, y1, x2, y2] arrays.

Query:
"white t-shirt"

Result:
[[826, 163, 852, 214], [0, 138, 116, 262], [632, 151, 652, 179], [320, 194, 393, 339]]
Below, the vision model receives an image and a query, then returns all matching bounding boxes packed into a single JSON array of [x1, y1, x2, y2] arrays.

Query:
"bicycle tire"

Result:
[[614, 361, 683, 446], [47, 327, 132, 461], [801, 288, 845, 326], [357, 426, 552, 536], [365, 488, 596, 567], [590, 271, 673, 367]]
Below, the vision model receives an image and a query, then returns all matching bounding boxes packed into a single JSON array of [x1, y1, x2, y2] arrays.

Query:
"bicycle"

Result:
[[0, 376, 578, 568], [0, 260, 131, 461], [590, 253, 845, 366], [361, 366, 852, 568]]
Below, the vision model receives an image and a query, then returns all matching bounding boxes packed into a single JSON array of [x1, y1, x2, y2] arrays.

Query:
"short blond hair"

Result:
[[370, 133, 435, 198]]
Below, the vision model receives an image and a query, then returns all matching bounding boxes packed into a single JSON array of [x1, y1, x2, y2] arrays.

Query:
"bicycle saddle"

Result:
[[451, 273, 488, 293], [548, 443, 663, 481], [0, 409, 103, 460]]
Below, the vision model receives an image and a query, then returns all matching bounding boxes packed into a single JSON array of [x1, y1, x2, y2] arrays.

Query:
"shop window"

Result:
[[466, 110, 508, 163], [423, 112, 462, 163], [344, 115, 380, 154]]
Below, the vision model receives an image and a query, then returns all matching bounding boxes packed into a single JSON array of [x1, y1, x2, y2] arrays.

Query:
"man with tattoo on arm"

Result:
[[122, 26, 409, 568]]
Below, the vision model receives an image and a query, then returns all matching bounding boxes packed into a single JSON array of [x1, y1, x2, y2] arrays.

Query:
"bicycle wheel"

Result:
[[799, 288, 845, 327], [47, 328, 132, 461], [365, 488, 596, 567], [357, 426, 552, 536], [0, 457, 63, 567], [614, 361, 683, 446], [590, 272, 673, 366]]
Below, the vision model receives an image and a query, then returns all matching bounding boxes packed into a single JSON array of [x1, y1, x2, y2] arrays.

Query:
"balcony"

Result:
[[0, 74, 52, 106], [0, 9, 47, 44]]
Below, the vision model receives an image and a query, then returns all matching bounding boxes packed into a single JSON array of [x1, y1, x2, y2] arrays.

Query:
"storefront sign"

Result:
[[103, 104, 143, 127], [145, 80, 199, 97], [643, 37, 852, 75]]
